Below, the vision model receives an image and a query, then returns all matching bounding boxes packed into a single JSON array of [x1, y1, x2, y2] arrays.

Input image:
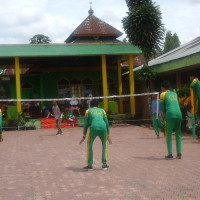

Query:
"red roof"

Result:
[[121, 55, 144, 67], [1, 68, 29, 76], [65, 8, 123, 43]]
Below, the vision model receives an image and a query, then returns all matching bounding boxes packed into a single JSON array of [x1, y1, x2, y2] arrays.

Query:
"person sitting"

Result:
[[69, 96, 79, 108], [42, 106, 52, 118]]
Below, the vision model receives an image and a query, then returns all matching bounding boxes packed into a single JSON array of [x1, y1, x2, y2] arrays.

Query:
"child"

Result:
[[52, 101, 63, 136], [152, 94, 162, 139]]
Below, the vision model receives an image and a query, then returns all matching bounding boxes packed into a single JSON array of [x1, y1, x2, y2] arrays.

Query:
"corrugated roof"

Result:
[[148, 37, 200, 66], [65, 9, 122, 43], [123, 37, 200, 75]]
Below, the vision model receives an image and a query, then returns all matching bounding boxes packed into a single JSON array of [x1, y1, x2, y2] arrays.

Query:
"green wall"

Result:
[[11, 75, 40, 99], [10, 69, 118, 99]]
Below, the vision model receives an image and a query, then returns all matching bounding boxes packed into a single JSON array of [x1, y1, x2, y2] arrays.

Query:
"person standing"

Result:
[[52, 101, 63, 136], [189, 74, 200, 121], [0, 108, 3, 142], [160, 81, 182, 159], [151, 94, 162, 139], [69, 96, 79, 108], [79, 99, 112, 171], [86, 94, 93, 109]]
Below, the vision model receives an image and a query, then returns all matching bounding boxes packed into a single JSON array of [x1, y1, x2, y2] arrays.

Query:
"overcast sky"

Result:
[[0, 0, 199, 45]]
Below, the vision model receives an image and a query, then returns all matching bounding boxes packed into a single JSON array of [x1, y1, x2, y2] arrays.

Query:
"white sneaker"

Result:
[[102, 164, 109, 170]]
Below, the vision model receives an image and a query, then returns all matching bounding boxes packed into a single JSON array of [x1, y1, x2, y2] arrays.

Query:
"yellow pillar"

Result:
[[14, 57, 22, 113], [128, 54, 135, 115], [101, 55, 108, 111], [117, 59, 123, 113], [190, 88, 195, 114]]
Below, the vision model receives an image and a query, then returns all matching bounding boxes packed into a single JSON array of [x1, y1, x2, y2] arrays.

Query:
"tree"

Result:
[[163, 31, 181, 54], [30, 34, 51, 44], [135, 66, 156, 90], [122, 0, 165, 118], [122, 0, 165, 65], [122, 38, 128, 43]]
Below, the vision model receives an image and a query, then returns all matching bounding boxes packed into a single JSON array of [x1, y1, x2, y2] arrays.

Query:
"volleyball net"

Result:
[[0, 92, 159, 130]]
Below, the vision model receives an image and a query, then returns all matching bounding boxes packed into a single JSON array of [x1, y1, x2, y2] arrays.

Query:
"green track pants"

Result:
[[165, 118, 182, 155], [152, 114, 162, 136], [194, 98, 200, 120], [87, 130, 108, 166], [0, 113, 2, 134]]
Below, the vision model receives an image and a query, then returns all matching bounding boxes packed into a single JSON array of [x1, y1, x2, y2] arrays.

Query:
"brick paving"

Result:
[[0, 126, 200, 200]]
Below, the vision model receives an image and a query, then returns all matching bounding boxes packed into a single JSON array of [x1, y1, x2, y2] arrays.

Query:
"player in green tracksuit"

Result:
[[79, 99, 112, 171], [0, 108, 3, 142], [160, 81, 182, 159], [189, 74, 200, 120]]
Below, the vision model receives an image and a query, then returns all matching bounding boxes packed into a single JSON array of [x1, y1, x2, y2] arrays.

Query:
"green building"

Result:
[[0, 8, 142, 118]]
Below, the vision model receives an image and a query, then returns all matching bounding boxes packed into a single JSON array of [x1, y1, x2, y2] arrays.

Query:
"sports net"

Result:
[[0, 92, 159, 130]]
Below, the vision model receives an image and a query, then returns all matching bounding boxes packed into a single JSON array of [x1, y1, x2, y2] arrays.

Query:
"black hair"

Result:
[[161, 81, 170, 89], [90, 99, 99, 107]]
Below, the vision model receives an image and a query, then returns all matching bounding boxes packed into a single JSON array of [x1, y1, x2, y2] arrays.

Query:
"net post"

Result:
[[156, 92, 159, 119], [190, 88, 196, 139]]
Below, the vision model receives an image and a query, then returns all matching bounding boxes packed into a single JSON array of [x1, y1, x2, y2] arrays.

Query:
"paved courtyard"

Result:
[[0, 126, 200, 200]]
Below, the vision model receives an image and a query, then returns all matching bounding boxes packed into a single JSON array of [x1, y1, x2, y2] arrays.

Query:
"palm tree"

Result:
[[122, 0, 164, 117], [122, 0, 165, 66]]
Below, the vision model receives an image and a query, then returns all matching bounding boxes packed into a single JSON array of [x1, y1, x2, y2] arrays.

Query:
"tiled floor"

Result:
[[0, 126, 200, 200]]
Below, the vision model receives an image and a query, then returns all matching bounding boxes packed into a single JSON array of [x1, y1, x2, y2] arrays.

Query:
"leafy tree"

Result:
[[163, 31, 181, 54], [122, 38, 128, 43], [122, 0, 164, 118], [122, 0, 165, 65], [134, 66, 157, 118], [30, 34, 51, 44], [135, 66, 156, 90]]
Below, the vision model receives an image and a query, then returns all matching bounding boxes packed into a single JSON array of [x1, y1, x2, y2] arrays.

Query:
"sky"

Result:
[[0, 0, 199, 45]]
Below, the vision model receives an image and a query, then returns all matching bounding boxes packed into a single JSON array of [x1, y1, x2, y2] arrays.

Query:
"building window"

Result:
[[57, 78, 70, 98], [82, 78, 93, 97], [21, 82, 33, 89], [70, 78, 81, 98], [58, 78, 69, 86]]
